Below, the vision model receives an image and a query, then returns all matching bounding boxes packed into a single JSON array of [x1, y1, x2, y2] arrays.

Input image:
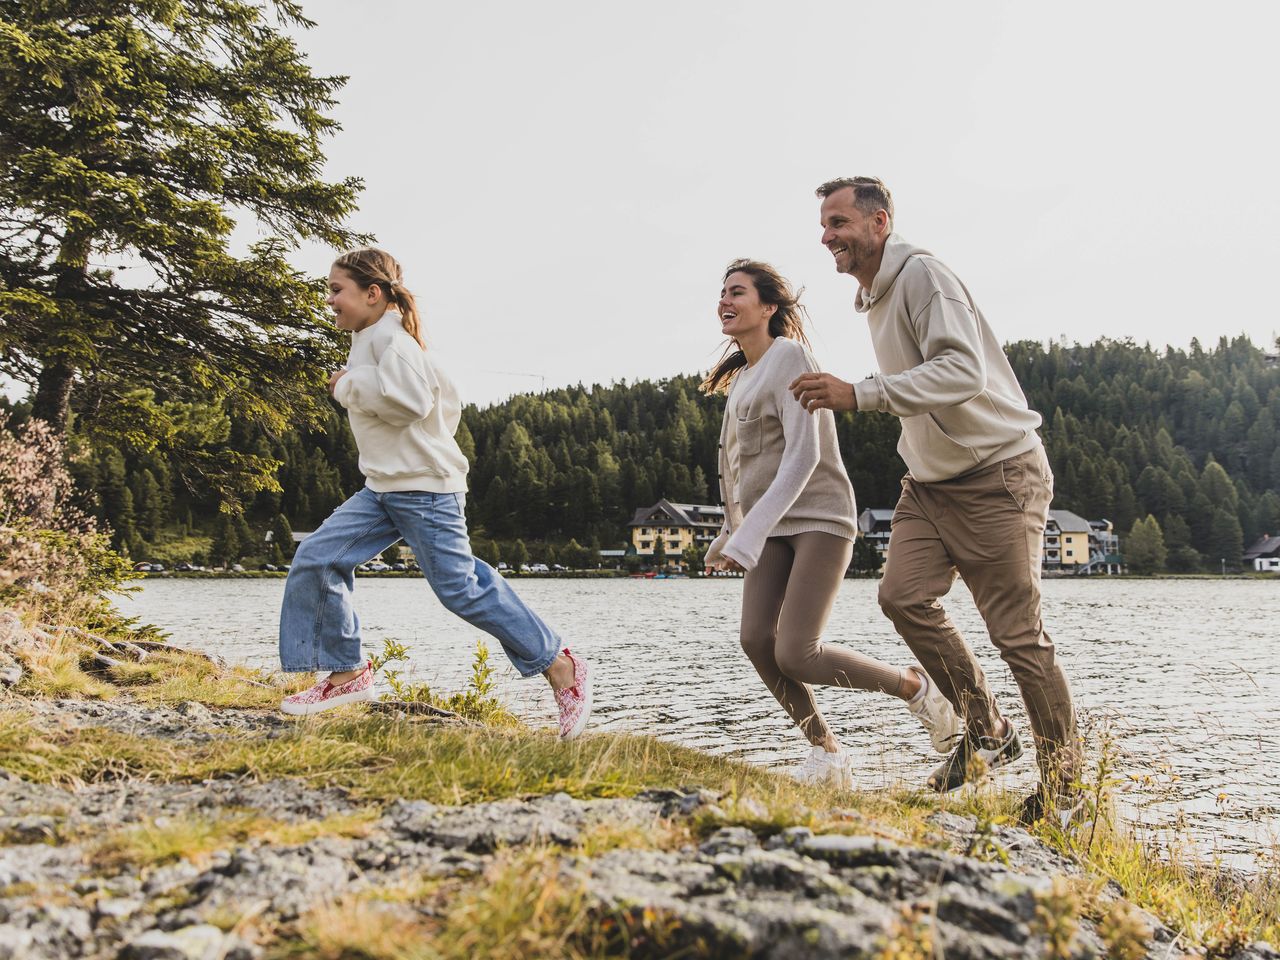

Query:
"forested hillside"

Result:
[[12, 334, 1277, 572]]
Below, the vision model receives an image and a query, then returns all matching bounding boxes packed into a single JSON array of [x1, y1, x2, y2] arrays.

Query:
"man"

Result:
[[790, 177, 1079, 823]]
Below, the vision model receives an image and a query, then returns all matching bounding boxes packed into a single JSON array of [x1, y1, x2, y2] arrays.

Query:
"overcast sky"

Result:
[[37, 1, 1280, 409]]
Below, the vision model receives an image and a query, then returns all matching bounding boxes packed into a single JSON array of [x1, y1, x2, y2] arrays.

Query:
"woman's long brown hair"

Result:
[[700, 258, 811, 395]]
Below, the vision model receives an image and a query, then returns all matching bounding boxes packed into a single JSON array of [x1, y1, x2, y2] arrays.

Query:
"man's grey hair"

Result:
[[815, 177, 894, 229]]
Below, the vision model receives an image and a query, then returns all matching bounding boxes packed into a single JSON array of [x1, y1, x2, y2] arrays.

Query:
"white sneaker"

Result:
[[794, 745, 852, 790], [906, 667, 963, 753]]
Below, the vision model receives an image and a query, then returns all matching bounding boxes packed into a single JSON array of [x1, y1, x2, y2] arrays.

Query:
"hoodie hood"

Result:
[[854, 233, 932, 313]]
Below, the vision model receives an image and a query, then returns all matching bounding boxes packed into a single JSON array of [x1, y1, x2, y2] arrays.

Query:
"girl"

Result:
[[703, 259, 959, 787], [278, 247, 591, 740]]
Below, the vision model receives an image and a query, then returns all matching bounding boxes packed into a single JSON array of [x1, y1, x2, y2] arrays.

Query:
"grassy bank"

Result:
[[1, 614, 1276, 957]]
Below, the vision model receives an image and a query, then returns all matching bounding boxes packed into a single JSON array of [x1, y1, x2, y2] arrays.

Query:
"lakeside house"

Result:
[[855, 507, 1123, 574], [628, 499, 724, 559], [1044, 509, 1091, 568], [856, 508, 894, 567], [1244, 534, 1280, 572]]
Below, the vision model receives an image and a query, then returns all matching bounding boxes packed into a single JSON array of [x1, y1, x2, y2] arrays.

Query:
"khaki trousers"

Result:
[[878, 446, 1080, 789]]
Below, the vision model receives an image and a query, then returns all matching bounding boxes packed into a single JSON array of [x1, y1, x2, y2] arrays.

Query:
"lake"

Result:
[[114, 576, 1280, 870]]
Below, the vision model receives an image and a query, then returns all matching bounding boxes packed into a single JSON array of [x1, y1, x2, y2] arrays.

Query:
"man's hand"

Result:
[[789, 372, 858, 413], [328, 368, 347, 396]]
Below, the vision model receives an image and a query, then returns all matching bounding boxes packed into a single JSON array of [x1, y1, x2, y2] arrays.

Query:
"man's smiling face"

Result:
[[819, 187, 884, 277]]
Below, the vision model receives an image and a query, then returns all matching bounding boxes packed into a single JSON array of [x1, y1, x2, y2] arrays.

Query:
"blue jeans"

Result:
[[279, 487, 561, 678]]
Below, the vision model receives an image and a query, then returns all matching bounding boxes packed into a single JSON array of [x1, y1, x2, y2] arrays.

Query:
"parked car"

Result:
[[132, 562, 152, 572], [390, 561, 408, 571], [260, 563, 279, 571], [551, 563, 566, 572], [366, 561, 391, 572], [528, 563, 549, 573], [497, 561, 509, 571], [230, 564, 245, 572]]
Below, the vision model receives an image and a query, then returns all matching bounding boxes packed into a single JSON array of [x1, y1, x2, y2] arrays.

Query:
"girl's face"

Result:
[[327, 266, 386, 333], [718, 271, 775, 341]]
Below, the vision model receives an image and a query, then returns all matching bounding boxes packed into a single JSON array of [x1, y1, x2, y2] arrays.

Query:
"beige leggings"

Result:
[[741, 531, 906, 745]]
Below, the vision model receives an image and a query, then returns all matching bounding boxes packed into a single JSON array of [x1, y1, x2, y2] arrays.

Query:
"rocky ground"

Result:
[[0, 695, 1277, 958]]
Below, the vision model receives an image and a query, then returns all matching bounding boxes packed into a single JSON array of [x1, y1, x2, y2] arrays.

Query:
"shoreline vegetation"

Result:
[[1, 610, 1276, 959]]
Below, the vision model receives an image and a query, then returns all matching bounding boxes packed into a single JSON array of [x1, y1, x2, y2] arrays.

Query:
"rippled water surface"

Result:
[[115, 576, 1280, 867]]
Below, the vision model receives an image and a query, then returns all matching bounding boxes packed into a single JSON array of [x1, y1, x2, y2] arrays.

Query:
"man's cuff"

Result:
[[853, 377, 882, 413]]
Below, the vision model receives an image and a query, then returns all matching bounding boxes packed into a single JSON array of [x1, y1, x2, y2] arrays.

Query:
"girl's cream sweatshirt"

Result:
[[332, 312, 469, 493], [705, 338, 856, 572]]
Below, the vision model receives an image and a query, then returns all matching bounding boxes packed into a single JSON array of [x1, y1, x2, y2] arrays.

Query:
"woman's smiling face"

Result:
[[718, 271, 775, 340]]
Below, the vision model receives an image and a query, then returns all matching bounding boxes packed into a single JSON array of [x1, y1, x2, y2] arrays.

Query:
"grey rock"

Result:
[[935, 879, 1033, 943], [144, 862, 203, 896], [634, 787, 718, 817], [800, 832, 905, 868], [95, 897, 146, 921], [1229, 945, 1280, 960], [764, 825, 814, 850], [0, 815, 57, 843], [123, 924, 227, 960], [0, 926, 34, 960], [699, 825, 757, 856], [0, 843, 85, 889], [174, 701, 215, 723], [0, 651, 21, 687], [385, 792, 583, 852]]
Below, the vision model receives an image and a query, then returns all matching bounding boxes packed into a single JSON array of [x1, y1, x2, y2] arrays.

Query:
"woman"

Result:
[[703, 259, 958, 786]]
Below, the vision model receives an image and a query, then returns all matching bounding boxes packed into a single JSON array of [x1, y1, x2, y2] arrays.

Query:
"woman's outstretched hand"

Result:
[[328, 368, 347, 396], [706, 556, 744, 575], [789, 372, 858, 413]]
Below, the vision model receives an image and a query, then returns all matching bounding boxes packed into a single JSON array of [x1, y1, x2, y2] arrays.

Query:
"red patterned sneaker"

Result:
[[281, 660, 374, 716], [554, 648, 592, 741]]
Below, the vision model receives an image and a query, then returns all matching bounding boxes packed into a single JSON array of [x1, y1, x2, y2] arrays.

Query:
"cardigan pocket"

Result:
[[736, 416, 763, 456]]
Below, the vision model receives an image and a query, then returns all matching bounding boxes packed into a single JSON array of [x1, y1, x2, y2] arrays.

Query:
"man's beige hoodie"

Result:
[[851, 234, 1042, 482]]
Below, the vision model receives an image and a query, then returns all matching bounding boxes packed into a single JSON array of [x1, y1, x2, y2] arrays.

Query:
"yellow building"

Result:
[[628, 499, 724, 562], [1045, 509, 1092, 567]]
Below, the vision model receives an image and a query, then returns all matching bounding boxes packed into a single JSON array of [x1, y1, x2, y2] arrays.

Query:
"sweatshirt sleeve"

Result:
[[854, 288, 987, 417], [333, 342, 436, 426], [720, 350, 821, 571]]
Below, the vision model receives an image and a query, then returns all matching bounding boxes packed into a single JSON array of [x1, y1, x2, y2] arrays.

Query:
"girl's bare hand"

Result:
[[328, 369, 347, 395]]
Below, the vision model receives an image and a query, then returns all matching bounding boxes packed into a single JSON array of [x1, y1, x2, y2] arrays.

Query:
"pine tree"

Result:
[[269, 513, 295, 560], [1205, 507, 1244, 571], [1, 0, 360, 505], [1125, 514, 1167, 574], [209, 512, 239, 569]]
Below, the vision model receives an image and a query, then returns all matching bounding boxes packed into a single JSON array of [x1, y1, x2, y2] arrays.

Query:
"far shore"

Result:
[[133, 569, 1278, 582]]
